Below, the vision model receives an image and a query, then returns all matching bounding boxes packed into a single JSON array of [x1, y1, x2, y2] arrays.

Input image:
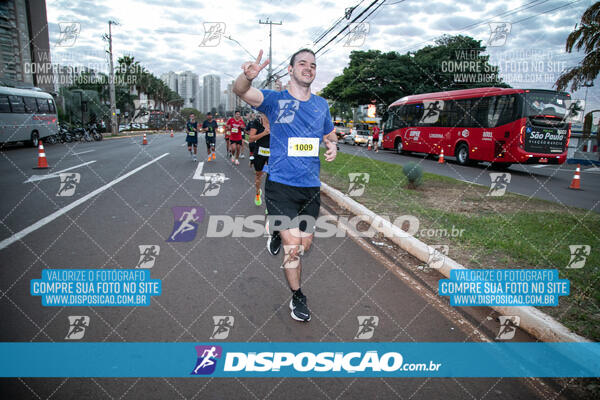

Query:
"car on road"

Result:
[[334, 121, 350, 140], [343, 123, 371, 146]]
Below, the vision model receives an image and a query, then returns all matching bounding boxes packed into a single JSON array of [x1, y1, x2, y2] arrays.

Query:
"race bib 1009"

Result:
[[258, 146, 270, 157], [288, 137, 319, 157]]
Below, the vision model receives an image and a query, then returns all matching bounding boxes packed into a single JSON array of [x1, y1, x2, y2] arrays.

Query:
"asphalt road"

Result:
[[338, 142, 600, 212], [0, 134, 578, 399]]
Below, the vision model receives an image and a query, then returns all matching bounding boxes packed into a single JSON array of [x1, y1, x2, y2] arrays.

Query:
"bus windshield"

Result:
[[524, 91, 571, 120]]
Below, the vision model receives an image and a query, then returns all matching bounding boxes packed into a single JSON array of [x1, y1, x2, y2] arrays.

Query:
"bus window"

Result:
[[0, 95, 10, 113], [488, 95, 515, 127], [37, 98, 50, 113], [471, 97, 490, 128], [9, 96, 25, 113], [48, 99, 56, 114], [403, 103, 423, 126], [454, 99, 472, 126], [23, 97, 38, 113]]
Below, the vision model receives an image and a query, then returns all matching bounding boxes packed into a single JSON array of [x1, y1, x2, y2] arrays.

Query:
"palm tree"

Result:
[[555, 3, 600, 91]]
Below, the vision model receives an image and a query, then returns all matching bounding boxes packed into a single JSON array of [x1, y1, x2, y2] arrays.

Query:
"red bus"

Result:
[[382, 87, 573, 167]]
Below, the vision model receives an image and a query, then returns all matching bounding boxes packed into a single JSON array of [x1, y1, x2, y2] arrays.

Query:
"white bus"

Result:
[[0, 86, 58, 147]]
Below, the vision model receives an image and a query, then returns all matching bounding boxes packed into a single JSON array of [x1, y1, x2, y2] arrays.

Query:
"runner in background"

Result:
[[226, 110, 246, 165], [248, 112, 270, 205], [186, 113, 198, 162], [202, 112, 218, 161], [372, 124, 380, 153]]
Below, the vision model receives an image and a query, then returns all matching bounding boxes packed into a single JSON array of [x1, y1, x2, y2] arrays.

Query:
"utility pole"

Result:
[[259, 18, 282, 89], [105, 20, 119, 135]]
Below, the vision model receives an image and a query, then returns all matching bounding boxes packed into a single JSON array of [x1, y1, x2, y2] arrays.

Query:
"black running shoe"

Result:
[[267, 231, 281, 256], [289, 294, 311, 322]]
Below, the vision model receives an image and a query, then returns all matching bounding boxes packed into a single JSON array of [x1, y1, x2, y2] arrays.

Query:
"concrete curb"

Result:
[[321, 181, 590, 343]]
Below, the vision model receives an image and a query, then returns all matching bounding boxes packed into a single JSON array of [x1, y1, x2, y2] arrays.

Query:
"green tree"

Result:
[[329, 100, 353, 121], [555, 2, 600, 91], [321, 35, 508, 107], [180, 107, 204, 122]]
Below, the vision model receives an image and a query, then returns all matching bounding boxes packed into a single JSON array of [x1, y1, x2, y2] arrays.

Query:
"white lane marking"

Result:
[[71, 150, 95, 156], [531, 165, 549, 168], [193, 162, 204, 180], [24, 161, 97, 183], [584, 167, 600, 172], [2, 153, 169, 251], [192, 161, 230, 181]]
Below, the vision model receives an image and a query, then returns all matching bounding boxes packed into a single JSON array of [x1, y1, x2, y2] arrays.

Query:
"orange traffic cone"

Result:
[[368, 137, 372, 151], [170, 129, 174, 138], [142, 133, 148, 145], [569, 164, 582, 190], [34, 141, 49, 169], [438, 149, 445, 164]]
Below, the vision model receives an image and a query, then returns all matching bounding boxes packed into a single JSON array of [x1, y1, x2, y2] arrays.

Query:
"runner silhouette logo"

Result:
[[210, 316, 234, 339], [65, 316, 89, 340], [57, 173, 81, 197], [167, 207, 205, 242], [276, 100, 300, 124], [137, 245, 160, 268], [191, 345, 222, 375], [354, 316, 379, 339], [567, 245, 591, 269]]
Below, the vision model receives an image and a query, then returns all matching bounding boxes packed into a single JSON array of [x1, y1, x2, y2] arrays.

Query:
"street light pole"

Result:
[[107, 20, 119, 136], [259, 18, 282, 89]]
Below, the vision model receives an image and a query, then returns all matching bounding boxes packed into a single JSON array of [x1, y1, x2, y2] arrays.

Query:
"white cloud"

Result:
[[46, 0, 594, 108]]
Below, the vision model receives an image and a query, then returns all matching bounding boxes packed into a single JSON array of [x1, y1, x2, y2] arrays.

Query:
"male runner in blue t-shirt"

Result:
[[233, 48, 337, 322]]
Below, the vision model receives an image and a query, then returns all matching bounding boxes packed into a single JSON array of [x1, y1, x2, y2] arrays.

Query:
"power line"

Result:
[[392, 0, 552, 56], [266, 0, 371, 83], [315, 0, 382, 55], [269, 0, 383, 82], [511, 0, 582, 24]]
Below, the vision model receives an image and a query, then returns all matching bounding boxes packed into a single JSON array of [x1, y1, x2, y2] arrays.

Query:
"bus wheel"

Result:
[[455, 143, 470, 165], [30, 131, 39, 148], [396, 140, 404, 154]]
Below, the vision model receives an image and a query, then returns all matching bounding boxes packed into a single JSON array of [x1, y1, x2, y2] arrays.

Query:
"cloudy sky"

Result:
[[46, 0, 598, 112]]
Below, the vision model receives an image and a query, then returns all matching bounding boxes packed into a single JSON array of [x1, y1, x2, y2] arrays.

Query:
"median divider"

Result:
[[320, 181, 590, 343]]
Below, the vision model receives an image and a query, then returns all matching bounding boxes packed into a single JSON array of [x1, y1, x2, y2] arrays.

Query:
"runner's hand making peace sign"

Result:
[[241, 50, 270, 81]]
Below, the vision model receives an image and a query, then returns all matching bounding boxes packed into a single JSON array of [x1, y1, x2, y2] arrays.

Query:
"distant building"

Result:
[[177, 71, 198, 109], [202, 74, 220, 113], [160, 71, 178, 93], [0, 0, 53, 91], [197, 84, 203, 112]]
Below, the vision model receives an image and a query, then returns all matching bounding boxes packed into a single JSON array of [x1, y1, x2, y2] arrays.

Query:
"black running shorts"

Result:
[[249, 142, 257, 154], [253, 155, 268, 172], [265, 178, 320, 233], [230, 139, 242, 145], [186, 134, 198, 145], [205, 136, 215, 149]]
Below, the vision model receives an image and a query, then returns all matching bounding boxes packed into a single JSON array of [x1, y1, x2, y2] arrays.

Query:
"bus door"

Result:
[[420, 99, 448, 155], [402, 103, 427, 152]]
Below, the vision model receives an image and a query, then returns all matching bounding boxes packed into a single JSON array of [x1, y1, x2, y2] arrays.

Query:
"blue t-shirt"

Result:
[[254, 89, 334, 187]]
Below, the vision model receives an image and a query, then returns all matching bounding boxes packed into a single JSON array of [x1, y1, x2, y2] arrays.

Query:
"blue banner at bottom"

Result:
[[0, 342, 599, 377]]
